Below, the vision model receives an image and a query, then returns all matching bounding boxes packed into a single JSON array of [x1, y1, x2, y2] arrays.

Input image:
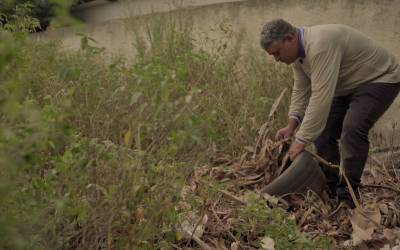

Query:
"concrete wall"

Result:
[[34, 0, 400, 140], [40, 0, 400, 57], [70, 0, 246, 23]]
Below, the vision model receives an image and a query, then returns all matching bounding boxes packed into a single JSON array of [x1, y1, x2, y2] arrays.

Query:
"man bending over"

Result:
[[260, 19, 400, 208]]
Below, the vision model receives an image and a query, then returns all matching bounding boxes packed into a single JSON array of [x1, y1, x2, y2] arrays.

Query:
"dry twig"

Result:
[[182, 229, 213, 250], [210, 206, 240, 244], [218, 189, 247, 206]]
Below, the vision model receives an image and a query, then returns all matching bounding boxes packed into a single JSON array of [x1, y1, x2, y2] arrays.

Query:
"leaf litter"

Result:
[[174, 88, 400, 249]]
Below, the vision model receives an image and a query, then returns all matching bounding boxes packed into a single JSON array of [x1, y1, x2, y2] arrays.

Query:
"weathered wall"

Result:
[[34, 0, 400, 140], [38, 0, 400, 57]]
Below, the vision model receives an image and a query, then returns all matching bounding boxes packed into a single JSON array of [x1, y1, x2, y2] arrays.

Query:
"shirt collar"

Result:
[[297, 28, 305, 59]]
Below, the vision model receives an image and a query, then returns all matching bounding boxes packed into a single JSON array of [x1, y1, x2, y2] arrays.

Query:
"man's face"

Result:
[[265, 35, 298, 64]]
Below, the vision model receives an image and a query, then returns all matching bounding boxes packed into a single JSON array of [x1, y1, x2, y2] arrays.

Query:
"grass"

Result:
[[0, 9, 332, 249]]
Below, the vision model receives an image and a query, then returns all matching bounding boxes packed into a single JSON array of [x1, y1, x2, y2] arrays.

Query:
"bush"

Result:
[[0, 9, 330, 249]]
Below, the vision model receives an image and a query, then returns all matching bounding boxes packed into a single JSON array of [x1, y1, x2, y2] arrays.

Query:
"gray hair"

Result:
[[260, 19, 297, 50]]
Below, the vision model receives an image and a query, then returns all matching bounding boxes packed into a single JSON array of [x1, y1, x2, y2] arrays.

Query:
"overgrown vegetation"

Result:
[[0, 4, 337, 249]]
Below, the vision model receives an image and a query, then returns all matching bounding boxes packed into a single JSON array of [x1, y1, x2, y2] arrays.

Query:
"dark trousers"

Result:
[[314, 82, 400, 192]]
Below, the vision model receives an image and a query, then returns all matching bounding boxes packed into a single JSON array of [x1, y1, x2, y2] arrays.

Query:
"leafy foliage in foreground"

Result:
[[0, 0, 95, 31], [0, 11, 331, 249]]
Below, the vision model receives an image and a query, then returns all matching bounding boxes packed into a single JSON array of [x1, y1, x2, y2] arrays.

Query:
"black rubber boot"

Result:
[[336, 186, 360, 209]]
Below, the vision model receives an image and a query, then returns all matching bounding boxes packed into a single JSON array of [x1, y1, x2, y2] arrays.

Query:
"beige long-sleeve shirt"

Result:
[[290, 24, 400, 144]]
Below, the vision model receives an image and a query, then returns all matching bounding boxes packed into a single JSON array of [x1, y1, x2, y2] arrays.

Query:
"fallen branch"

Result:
[[277, 152, 290, 176], [201, 180, 248, 206], [268, 87, 288, 120], [239, 177, 264, 187], [306, 151, 360, 207], [327, 202, 346, 218], [306, 150, 339, 171], [253, 88, 288, 159], [306, 150, 383, 229], [218, 189, 247, 206]]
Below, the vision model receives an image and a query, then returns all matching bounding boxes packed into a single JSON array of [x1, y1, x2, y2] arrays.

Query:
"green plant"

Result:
[[236, 196, 332, 250]]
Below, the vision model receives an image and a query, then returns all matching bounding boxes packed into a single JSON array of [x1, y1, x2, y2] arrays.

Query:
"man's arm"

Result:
[[285, 66, 311, 159], [277, 64, 310, 140], [295, 45, 342, 144], [288, 63, 312, 122]]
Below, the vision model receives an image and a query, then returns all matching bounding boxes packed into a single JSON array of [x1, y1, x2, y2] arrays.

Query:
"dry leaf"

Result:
[[135, 206, 145, 221], [230, 241, 239, 250], [356, 242, 370, 250], [177, 211, 208, 240], [180, 184, 197, 199], [350, 204, 381, 243], [260, 236, 275, 250], [175, 201, 191, 211], [379, 203, 389, 215], [123, 130, 132, 146], [380, 244, 391, 250], [262, 192, 279, 206], [175, 231, 183, 241], [383, 228, 400, 242], [209, 238, 229, 250], [244, 146, 255, 153], [242, 190, 257, 202], [343, 239, 356, 247]]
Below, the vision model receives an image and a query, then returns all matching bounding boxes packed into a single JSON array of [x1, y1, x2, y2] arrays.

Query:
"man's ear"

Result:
[[285, 33, 295, 43]]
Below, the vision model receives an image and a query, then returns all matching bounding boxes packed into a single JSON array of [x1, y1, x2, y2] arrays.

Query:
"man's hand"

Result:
[[275, 118, 299, 140], [288, 140, 306, 160], [275, 125, 295, 140]]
